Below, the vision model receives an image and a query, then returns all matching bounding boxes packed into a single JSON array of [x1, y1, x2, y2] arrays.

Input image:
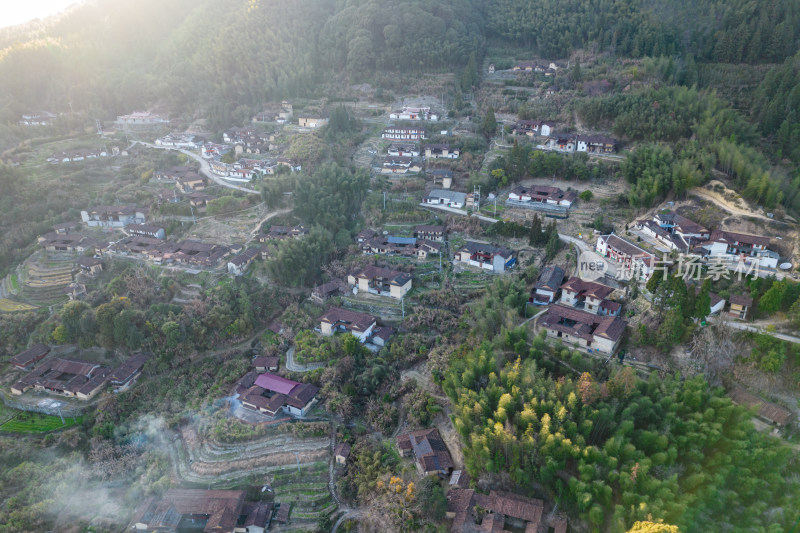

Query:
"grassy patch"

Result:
[[0, 412, 84, 433], [0, 403, 19, 425], [9, 273, 19, 290]]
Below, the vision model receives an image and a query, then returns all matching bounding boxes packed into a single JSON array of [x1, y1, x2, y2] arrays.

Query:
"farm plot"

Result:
[[0, 411, 84, 433]]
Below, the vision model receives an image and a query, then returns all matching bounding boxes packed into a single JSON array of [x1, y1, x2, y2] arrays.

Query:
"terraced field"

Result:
[[20, 258, 74, 305], [166, 420, 335, 529], [0, 298, 38, 312]]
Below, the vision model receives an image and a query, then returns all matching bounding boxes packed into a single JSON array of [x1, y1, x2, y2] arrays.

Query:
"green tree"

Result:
[[481, 107, 497, 139]]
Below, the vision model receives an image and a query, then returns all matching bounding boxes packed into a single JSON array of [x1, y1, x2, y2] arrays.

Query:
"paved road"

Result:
[[285, 346, 326, 372], [713, 317, 800, 344], [135, 141, 260, 194]]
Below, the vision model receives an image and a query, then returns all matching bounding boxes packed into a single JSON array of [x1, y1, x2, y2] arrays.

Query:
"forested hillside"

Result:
[[3, 0, 799, 129]]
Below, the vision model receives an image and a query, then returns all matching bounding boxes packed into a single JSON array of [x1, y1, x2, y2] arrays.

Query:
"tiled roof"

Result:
[[320, 307, 376, 333]]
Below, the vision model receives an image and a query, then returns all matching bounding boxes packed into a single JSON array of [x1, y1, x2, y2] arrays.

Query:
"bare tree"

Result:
[[687, 318, 740, 385]]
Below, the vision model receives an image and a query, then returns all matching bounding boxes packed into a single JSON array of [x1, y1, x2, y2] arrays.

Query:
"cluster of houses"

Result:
[[545, 133, 619, 154], [81, 205, 148, 228], [222, 127, 275, 152], [115, 111, 169, 127], [379, 142, 459, 175], [512, 60, 565, 75], [511, 120, 555, 137], [534, 269, 627, 354], [46, 146, 126, 164], [10, 349, 149, 399], [389, 105, 439, 121], [634, 210, 780, 270], [506, 184, 577, 213], [154, 132, 200, 149], [130, 488, 280, 533], [19, 111, 56, 126], [357, 226, 444, 259], [252, 101, 293, 124]]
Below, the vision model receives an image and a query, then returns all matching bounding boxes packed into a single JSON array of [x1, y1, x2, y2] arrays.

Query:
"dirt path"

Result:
[[690, 181, 774, 222], [247, 207, 292, 243]]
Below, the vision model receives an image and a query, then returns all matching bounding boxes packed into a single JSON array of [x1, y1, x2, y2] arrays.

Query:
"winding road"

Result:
[[135, 141, 260, 194]]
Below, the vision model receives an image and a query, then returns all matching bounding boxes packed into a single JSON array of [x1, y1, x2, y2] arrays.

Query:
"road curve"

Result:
[[135, 141, 260, 195]]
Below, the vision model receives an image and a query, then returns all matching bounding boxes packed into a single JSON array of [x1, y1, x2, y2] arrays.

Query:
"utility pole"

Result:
[[383, 191, 386, 210], [401, 297, 405, 318]]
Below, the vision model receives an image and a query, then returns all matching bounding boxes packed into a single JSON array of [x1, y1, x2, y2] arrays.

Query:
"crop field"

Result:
[[0, 298, 38, 312], [0, 412, 84, 433]]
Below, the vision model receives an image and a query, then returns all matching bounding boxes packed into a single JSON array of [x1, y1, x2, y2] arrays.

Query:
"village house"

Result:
[[347, 265, 413, 299], [53, 221, 80, 234], [222, 126, 256, 144], [381, 127, 427, 141], [371, 326, 394, 347], [455, 242, 516, 273], [176, 172, 206, 192], [728, 293, 753, 320], [47, 147, 109, 163], [701, 230, 776, 268], [258, 225, 309, 242], [227, 247, 261, 276], [596, 233, 656, 281], [546, 134, 619, 154], [729, 387, 795, 427], [387, 143, 420, 157], [19, 111, 56, 126], [187, 192, 215, 208], [428, 168, 454, 189], [11, 357, 111, 400], [507, 184, 576, 208], [414, 224, 446, 242], [154, 165, 194, 181], [253, 355, 279, 373], [512, 119, 554, 137], [424, 189, 467, 209], [653, 211, 710, 240], [298, 117, 327, 128], [319, 307, 377, 342], [575, 134, 619, 153], [9, 344, 50, 370], [81, 206, 146, 228], [130, 489, 271, 533], [334, 442, 351, 465], [65, 282, 87, 301], [635, 219, 691, 252], [424, 143, 459, 159], [687, 282, 726, 316], [127, 223, 166, 240], [559, 277, 621, 316], [115, 111, 168, 126], [531, 265, 565, 304], [276, 157, 302, 172], [108, 352, 150, 392], [201, 142, 231, 159], [381, 156, 422, 174], [311, 281, 343, 303], [396, 428, 454, 477], [539, 304, 627, 354], [545, 133, 578, 152], [389, 106, 439, 121], [155, 133, 198, 149], [446, 488, 565, 533], [238, 372, 319, 418]]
